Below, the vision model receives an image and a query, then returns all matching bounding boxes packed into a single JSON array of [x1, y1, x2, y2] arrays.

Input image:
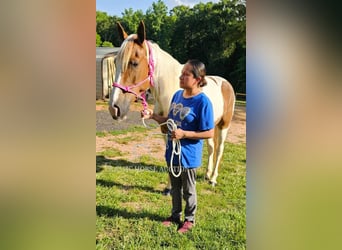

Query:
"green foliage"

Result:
[[96, 11, 112, 42], [144, 0, 169, 49], [169, 0, 246, 88], [121, 8, 145, 33], [96, 33, 102, 47], [96, 11, 121, 46], [96, 0, 246, 93], [101, 41, 114, 47]]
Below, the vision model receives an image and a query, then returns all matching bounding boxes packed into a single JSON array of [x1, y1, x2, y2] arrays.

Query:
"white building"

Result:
[[96, 47, 120, 100]]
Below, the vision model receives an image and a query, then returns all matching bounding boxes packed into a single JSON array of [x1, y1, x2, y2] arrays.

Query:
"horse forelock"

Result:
[[117, 34, 151, 75], [117, 34, 137, 73]]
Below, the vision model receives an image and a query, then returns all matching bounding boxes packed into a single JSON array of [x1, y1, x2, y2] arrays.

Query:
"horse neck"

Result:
[[150, 43, 183, 116]]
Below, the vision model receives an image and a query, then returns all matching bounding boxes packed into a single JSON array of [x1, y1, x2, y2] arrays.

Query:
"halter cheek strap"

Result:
[[112, 41, 154, 111]]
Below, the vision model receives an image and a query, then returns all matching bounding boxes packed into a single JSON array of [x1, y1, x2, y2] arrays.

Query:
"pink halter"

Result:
[[113, 41, 154, 111]]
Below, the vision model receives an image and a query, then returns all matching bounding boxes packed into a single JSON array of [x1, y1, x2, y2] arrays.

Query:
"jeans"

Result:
[[169, 167, 197, 223]]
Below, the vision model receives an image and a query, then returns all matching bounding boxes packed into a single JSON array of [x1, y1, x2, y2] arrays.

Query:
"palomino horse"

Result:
[[109, 21, 235, 187]]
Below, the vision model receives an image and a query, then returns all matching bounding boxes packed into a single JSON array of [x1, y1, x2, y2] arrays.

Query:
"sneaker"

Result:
[[162, 188, 171, 196], [177, 220, 194, 233], [162, 216, 181, 227]]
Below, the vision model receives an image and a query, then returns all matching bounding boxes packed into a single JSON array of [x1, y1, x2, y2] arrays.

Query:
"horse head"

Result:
[[108, 21, 152, 120]]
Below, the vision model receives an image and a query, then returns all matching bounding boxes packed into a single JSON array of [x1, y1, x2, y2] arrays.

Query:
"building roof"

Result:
[[96, 47, 120, 59]]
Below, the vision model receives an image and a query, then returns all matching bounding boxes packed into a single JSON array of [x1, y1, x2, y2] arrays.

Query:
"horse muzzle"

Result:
[[108, 105, 121, 120]]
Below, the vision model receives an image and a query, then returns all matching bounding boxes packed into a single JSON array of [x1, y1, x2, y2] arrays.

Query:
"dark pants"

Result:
[[169, 167, 197, 223]]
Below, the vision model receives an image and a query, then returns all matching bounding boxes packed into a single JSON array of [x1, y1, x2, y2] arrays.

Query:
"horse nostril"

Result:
[[114, 105, 121, 117], [109, 105, 121, 119]]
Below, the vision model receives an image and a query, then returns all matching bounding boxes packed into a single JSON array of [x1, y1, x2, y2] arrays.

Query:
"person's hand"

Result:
[[141, 109, 153, 119], [172, 129, 186, 140]]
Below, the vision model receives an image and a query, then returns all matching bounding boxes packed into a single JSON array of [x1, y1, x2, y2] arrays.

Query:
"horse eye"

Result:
[[130, 61, 138, 67]]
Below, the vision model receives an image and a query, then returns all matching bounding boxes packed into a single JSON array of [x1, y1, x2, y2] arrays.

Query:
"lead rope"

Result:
[[140, 94, 149, 128], [142, 113, 182, 177], [159, 119, 182, 178]]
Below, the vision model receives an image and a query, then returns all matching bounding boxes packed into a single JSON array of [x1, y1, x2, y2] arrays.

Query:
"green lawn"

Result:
[[96, 139, 246, 249]]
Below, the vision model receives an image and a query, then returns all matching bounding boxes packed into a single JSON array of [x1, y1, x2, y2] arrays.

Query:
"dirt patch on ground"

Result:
[[96, 128, 166, 162], [96, 102, 245, 161], [227, 105, 246, 144]]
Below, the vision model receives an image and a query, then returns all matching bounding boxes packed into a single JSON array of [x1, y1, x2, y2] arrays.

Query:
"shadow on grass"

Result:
[[96, 179, 163, 194], [96, 205, 165, 221], [96, 155, 166, 173]]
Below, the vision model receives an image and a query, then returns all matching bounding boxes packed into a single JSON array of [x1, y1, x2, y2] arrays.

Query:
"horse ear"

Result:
[[137, 20, 146, 45], [116, 22, 128, 41]]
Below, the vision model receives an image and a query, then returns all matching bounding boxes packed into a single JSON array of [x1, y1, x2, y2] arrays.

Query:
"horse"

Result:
[[109, 21, 235, 188]]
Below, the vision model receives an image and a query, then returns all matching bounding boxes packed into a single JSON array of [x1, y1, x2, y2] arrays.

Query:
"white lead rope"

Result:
[[142, 114, 182, 178], [159, 119, 182, 178]]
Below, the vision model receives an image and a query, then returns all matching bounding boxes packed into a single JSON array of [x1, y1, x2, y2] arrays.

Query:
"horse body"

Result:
[[109, 21, 235, 185]]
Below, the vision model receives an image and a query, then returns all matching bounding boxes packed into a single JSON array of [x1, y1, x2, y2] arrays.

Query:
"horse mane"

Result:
[[116, 34, 137, 73]]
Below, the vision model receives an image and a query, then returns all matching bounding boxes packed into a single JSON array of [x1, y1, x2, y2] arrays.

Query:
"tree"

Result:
[[145, 0, 168, 43], [168, 0, 246, 92], [101, 41, 114, 47], [121, 8, 145, 34], [96, 11, 121, 46], [96, 11, 112, 42], [96, 33, 102, 47], [169, 5, 192, 62]]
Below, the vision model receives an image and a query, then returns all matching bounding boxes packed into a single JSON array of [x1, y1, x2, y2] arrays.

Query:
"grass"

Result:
[[96, 100, 108, 106], [98, 148, 126, 158], [108, 125, 153, 136], [114, 135, 145, 145], [96, 140, 246, 249], [96, 125, 154, 138], [235, 100, 246, 107], [96, 131, 108, 138]]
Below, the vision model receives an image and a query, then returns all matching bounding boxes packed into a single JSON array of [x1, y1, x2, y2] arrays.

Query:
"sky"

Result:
[[96, 0, 220, 17]]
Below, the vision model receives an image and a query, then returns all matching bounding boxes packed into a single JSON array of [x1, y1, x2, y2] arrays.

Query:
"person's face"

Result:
[[179, 63, 200, 89]]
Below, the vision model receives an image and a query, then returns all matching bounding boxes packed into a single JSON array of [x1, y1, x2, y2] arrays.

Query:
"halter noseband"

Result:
[[113, 41, 155, 110]]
